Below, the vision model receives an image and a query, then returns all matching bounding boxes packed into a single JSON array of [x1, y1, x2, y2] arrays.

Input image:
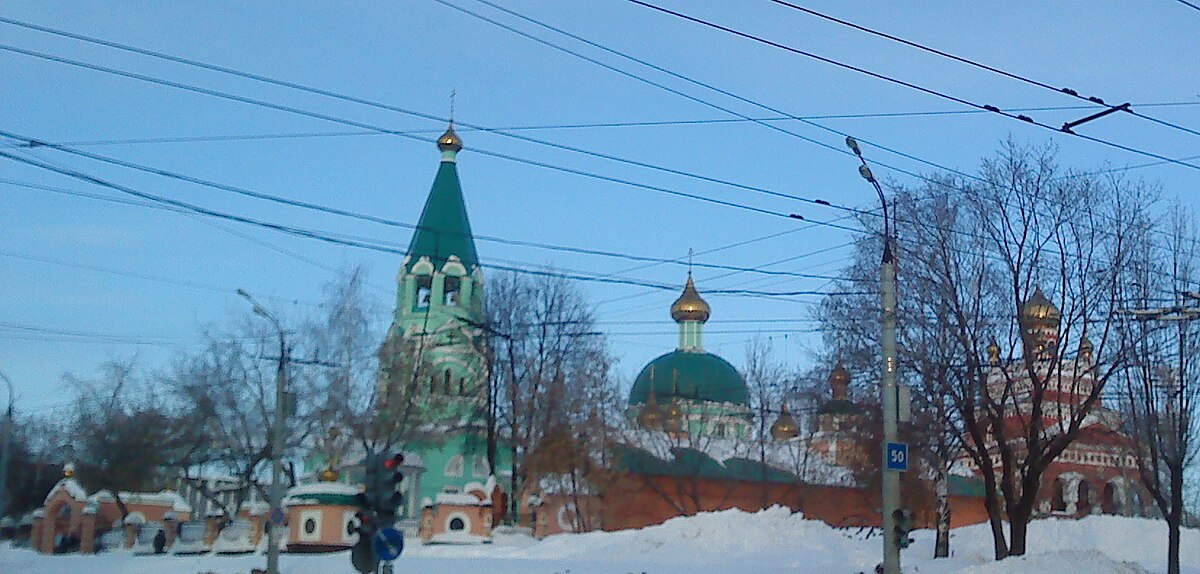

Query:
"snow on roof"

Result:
[[43, 478, 89, 505], [619, 429, 854, 487], [283, 481, 361, 506], [434, 492, 490, 507], [286, 482, 360, 497], [536, 474, 596, 496], [88, 490, 192, 513]]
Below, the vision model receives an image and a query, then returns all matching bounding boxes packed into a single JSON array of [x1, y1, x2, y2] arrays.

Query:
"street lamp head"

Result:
[[845, 136, 862, 156], [858, 164, 877, 183]]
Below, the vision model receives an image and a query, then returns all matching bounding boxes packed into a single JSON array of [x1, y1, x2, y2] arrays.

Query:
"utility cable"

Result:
[[764, 0, 1200, 139], [0, 149, 867, 298], [625, 0, 1200, 172], [0, 136, 856, 283]]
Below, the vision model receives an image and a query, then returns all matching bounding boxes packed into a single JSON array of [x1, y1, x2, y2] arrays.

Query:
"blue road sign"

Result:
[[886, 442, 908, 472], [374, 527, 405, 561], [268, 508, 287, 526]]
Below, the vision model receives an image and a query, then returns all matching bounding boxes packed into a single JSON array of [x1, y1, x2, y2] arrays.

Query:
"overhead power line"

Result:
[[624, 0, 1200, 172], [1174, 0, 1200, 13], [0, 148, 868, 299], [0, 133, 856, 283], [763, 0, 1200, 139], [6, 101, 1199, 149], [439, 0, 1197, 261], [0, 43, 862, 226]]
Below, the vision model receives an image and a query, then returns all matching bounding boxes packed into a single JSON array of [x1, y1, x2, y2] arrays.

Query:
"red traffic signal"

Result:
[[383, 453, 405, 471]]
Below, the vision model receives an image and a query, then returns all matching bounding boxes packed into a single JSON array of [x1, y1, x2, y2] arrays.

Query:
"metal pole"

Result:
[[0, 370, 13, 521], [845, 137, 900, 574], [880, 241, 901, 574], [237, 290, 285, 574], [267, 333, 286, 574]]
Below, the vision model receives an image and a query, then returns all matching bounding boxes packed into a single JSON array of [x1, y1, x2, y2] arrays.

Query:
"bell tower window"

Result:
[[415, 276, 432, 310], [444, 276, 461, 307], [443, 369, 452, 394]]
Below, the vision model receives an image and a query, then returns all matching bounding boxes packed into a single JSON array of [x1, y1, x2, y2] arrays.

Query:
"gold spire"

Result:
[[671, 274, 711, 323]]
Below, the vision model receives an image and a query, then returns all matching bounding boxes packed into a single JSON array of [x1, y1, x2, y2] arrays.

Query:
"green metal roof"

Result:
[[628, 350, 748, 406], [613, 446, 803, 484], [406, 161, 479, 270]]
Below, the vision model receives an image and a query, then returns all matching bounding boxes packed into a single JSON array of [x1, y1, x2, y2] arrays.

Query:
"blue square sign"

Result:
[[886, 442, 908, 472]]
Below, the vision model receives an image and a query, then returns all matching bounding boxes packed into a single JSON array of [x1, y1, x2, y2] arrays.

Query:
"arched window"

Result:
[[444, 277, 461, 307], [458, 377, 466, 396], [444, 455, 464, 478], [415, 276, 432, 310], [443, 369, 452, 395], [429, 377, 436, 395], [1102, 482, 1121, 515], [448, 517, 465, 531], [1077, 480, 1092, 515], [1051, 478, 1067, 512]]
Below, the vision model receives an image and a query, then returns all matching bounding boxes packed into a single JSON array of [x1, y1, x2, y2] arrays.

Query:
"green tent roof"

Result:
[[406, 161, 478, 270], [628, 350, 748, 406]]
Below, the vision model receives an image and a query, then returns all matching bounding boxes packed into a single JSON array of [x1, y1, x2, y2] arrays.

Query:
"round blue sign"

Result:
[[373, 527, 404, 561]]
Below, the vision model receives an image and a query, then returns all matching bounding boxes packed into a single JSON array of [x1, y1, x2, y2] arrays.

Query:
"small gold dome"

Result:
[[670, 275, 711, 323], [987, 341, 1001, 365], [318, 467, 341, 482], [63, 462, 76, 479], [437, 123, 463, 153], [828, 362, 850, 400], [770, 405, 799, 440], [664, 400, 686, 434], [1022, 287, 1061, 326]]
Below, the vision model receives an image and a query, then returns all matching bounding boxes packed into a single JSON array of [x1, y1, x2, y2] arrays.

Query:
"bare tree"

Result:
[[822, 142, 1153, 559], [486, 271, 618, 522], [69, 360, 203, 519], [1117, 207, 1200, 574]]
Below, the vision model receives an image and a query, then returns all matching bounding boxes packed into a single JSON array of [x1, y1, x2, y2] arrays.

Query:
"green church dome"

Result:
[[629, 351, 748, 406]]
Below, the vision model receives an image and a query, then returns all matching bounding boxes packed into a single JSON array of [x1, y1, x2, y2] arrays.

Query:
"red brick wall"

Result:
[[598, 474, 988, 532]]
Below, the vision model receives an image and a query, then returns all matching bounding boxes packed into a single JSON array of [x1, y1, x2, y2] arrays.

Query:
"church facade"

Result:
[[377, 125, 512, 533]]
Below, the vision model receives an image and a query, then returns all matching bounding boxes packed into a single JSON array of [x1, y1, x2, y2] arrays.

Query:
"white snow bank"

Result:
[[949, 550, 1150, 574], [2, 507, 1197, 574]]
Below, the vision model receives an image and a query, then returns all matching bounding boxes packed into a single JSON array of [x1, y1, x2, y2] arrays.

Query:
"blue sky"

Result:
[[2, 0, 1199, 412]]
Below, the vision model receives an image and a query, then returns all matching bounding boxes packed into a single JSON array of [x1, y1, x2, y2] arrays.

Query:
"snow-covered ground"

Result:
[[2, 508, 1196, 574]]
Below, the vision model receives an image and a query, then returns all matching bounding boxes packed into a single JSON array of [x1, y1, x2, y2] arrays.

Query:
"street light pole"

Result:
[[0, 370, 13, 521], [847, 137, 901, 574], [237, 289, 286, 574]]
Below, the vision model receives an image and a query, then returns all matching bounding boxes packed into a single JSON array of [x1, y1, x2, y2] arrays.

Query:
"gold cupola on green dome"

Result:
[[1022, 286, 1061, 357], [671, 274, 711, 323]]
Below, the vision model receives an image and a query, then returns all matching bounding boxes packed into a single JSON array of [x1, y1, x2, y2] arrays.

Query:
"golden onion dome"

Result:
[[987, 341, 1001, 365], [1079, 335, 1093, 360], [770, 405, 800, 441], [664, 400, 686, 434], [670, 275, 711, 323], [318, 467, 341, 482], [828, 362, 851, 400], [437, 123, 463, 153], [1022, 286, 1061, 326]]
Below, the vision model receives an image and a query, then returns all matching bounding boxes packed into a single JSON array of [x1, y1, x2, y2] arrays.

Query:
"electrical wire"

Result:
[[624, 0, 1200, 172], [763, 0, 1200, 139], [0, 148, 868, 298]]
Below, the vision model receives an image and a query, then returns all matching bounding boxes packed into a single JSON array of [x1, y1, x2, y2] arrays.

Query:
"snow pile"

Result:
[[950, 551, 1150, 574], [2, 507, 1198, 574]]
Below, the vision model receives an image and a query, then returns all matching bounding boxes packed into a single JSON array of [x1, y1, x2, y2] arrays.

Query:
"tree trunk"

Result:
[[934, 466, 951, 558], [1007, 506, 1031, 557], [1168, 468, 1184, 574]]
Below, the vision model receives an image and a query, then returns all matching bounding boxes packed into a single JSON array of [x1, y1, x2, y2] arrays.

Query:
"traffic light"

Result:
[[351, 455, 381, 573], [892, 508, 915, 550], [376, 453, 406, 527]]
